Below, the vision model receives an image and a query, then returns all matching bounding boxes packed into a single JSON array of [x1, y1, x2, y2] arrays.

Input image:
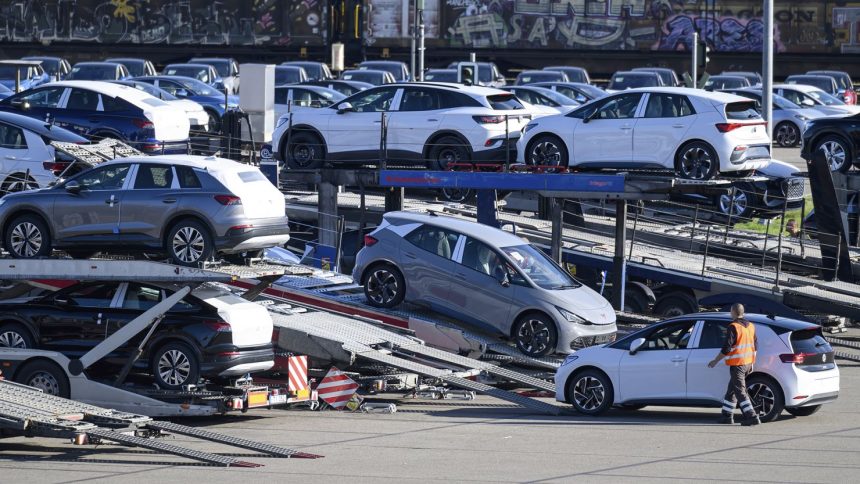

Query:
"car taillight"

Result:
[[214, 194, 242, 205], [364, 235, 378, 247], [132, 118, 154, 129], [473, 115, 505, 124], [205, 321, 232, 332], [43, 161, 69, 175], [715, 121, 767, 133], [779, 352, 817, 364]]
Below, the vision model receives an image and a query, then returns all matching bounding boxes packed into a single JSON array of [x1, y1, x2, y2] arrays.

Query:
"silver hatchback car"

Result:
[[353, 211, 617, 356], [0, 155, 290, 266]]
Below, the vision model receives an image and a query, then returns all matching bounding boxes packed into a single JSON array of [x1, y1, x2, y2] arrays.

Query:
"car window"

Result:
[[486, 94, 524, 110], [725, 101, 762, 120], [399, 89, 441, 111], [274, 87, 290, 105], [0, 123, 27, 149], [780, 89, 802, 105], [698, 321, 729, 349], [350, 88, 397, 112], [101, 95, 133, 112], [122, 283, 162, 310], [461, 237, 505, 277], [642, 93, 694, 118], [583, 93, 642, 120], [66, 88, 100, 111], [134, 164, 174, 189], [238, 170, 266, 183], [16, 86, 64, 108], [175, 165, 202, 188], [404, 225, 459, 260], [62, 283, 118, 307], [639, 320, 696, 351], [75, 163, 131, 190]]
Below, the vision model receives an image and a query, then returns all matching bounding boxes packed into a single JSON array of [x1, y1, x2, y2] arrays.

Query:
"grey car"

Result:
[[0, 155, 290, 266], [353, 211, 616, 356]]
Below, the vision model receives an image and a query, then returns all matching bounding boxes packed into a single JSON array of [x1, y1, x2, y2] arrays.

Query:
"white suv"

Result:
[[518, 87, 771, 180], [271, 83, 531, 170]]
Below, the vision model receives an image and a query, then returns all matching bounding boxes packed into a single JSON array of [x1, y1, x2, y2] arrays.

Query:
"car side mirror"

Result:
[[575, 95, 587, 103], [496, 270, 510, 287], [336, 101, 354, 114], [801, 98, 815, 107], [582, 109, 598, 123], [10, 100, 30, 111], [53, 296, 72, 305], [496, 75, 505, 82], [175, 89, 189, 97], [629, 337, 646, 355], [65, 180, 81, 194]]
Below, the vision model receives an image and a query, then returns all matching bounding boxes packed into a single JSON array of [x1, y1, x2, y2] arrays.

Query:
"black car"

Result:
[[801, 115, 860, 173], [673, 159, 805, 219], [0, 281, 274, 392]]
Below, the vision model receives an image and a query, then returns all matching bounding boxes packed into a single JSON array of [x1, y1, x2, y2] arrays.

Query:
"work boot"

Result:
[[717, 412, 734, 424], [741, 413, 761, 426]]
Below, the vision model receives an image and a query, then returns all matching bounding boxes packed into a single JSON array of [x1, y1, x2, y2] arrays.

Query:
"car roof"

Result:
[[774, 83, 820, 92], [106, 58, 146, 63], [662, 312, 819, 331], [385, 211, 529, 247], [165, 63, 212, 69], [807, 70, 847, 76], [545, 66, 586, 71], [0, 60, 45, 66], [709, 74, 747, 79], [0, 110, 87, 141], [633, 67, 674, 73], [388, 81, 509, 97], [101, 154, 257, 172], [74, 62, 122, 67], [426, 68, 456, 72], [21, 56, 62, 61], [613, 71, 659, 77], [360, 60, 404, 65], [190, 57, 232, 62], [519, 70, 559, 75], [44, 80, 156, 99], [787, 74, 832, 81], [615, 86, 749, 104]]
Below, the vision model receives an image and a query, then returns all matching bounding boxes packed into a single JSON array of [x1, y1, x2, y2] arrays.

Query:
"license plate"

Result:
[[247, 390, 269, 408], [269, 394, 288, 405]]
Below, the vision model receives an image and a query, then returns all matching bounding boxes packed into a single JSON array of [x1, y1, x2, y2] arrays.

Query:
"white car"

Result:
[[518, 87, 771, 180], [113, 80, 210, 133], [271, 83, 531, 169], [556, 313, 839, 422], [774, 83, 860, 116]]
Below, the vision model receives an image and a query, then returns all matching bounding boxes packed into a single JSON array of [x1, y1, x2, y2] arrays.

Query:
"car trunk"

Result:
[[198, 290, 274, 347], [723, 101, 769, 142], [142, 99, 190, 141], [788, 327, 836, 371], [212, 168, 286, 219]]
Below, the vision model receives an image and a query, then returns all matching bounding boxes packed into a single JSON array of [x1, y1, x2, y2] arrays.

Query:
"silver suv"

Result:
[[0, 155, 290, 266], [353, 211, 616, 356]]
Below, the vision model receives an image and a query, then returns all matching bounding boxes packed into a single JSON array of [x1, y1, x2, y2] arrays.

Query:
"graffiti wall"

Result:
[[429, 0, 858, 53], [0, 0, 326, 46]]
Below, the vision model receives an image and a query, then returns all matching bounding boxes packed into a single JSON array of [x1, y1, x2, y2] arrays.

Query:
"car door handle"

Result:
[[427, 118, 438, 122], [620, 126, 633, 131], [162, 198, 177, 203], [672, 124, 685, 128], [105, 199, 119, 204], [670, 356, 686, 362], [4, 155, 15, 160]]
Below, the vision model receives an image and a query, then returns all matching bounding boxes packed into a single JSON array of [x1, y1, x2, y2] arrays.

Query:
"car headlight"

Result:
[[523, 123, 539, 133], [562, 354, 579, 365], [275, 114, 290, 128], [794, 114, 809, 121], [557, 306, 588, 324]]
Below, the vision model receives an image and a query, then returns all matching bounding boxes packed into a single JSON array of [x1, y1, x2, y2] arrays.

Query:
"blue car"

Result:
[[0, 60, 50, 92], [21, 56, 72, 82], [0, 84, 12, 101], [133, 75, 238, 132], [105, 58, 157, 78], [0, 81, 191, 154], [68, 62, 131, 81], [162, 64, 224, 91]]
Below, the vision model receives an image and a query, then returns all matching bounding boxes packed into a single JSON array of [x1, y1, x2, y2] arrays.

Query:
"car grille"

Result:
[[785, 178, 805, 200], [570, 332, 617, 350]]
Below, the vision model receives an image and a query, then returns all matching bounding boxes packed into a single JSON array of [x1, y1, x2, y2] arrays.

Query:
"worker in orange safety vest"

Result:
[[708, 303, 760, 426]]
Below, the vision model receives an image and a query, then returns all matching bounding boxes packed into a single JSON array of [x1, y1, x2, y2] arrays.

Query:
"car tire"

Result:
[[1, 173, 39, 195], [675, 141, 719, 180], [167, 220, 213, 267], [526, 134, 568, 169], [429, 136, 470, 171], [205, 109, 221, 134], [5, 214, 53, 259], [567, 368, 614, 415], [0, 322, 34, 348], [785, 405, 821, 417], [653, 291, 698, 318], [363, 264, 406, 308], [774, 122, 800, 148], [622, 289, 650, 314], [715, 188, 753, 220], [285, 131, 325, 170], [151, 341, 200, 390], [817, 135, 852, 173], [15, 360, 70, 398], [513, 313, 558, 357], [747, 374, 785, 423], [439, 187, 475, 204]]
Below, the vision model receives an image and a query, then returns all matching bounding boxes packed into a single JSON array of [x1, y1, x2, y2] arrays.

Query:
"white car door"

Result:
[[571, 92, 643, 167], [632, 93, 695, 169], [0, 121, 34, 189], [617, 319, 696, 402], [327, 86, 400, 161], [386, 87, 443, 160], [686, 319, 732, 402]]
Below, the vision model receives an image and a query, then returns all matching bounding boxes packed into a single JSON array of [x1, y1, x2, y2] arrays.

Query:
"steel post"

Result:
[[551, 198, 563, 264], [701, 225, 712, 276], [762, 0, 774, 141], [612, 199, 627, 311], [417, 7, 425, 81], [318, 178, 339, 249], [691, 31, 698, 87]]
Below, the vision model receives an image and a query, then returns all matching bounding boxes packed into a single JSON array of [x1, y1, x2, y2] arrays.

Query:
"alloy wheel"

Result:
[[291, 144, 314, 167], [572, 376, 605, 411], [516, 318, 551, 355], [158, 349, 192, 387], [437, 147, 461, 170], [680, 146, 714, 180], [0, 330, 26, 348], [748, 381, 776, 417], [718, 190, 749, 217], [366, 268, 399, 305], [27, 371, 61, 396], [821, 141, 847, 171], [775, 123, 799, 147], [530, 140, 562, 166], [10, 222, 42, 257], [172, 227, 206, 263]]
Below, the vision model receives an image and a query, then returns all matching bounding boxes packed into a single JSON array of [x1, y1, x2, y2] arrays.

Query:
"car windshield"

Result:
[[788, 77, 832, 92], [519, 72, 562, 84], [610, 74, 658, 89], [170, 77, 216, 96], [69, 65, 116, 80], [486, 94, 524, 110], [500, 245, 580, 290], [575, 84, 606, 99], [129, 82, 177, 101], [112, 60, 143, 77], [538, 88, 578, 105], [425, 70, 457, 82], [0, 65, 32, 79], [725, 101, 762, 120], [165, 66, 209, 81], [343, 71, 380, 83], [198, 60, 230, 77], [806, 89, 845, 105], [275, 67, 302, 85], [361, 63, 404, 80]]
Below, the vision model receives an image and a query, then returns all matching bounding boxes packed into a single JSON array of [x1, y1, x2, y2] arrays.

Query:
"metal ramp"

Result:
[[0, 380, 320, 466], [0, 259, 285, 282], [268, 309, 563, 415]]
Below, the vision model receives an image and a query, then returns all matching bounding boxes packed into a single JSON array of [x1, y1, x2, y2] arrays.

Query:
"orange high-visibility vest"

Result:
[[725, 321, 756, 366]]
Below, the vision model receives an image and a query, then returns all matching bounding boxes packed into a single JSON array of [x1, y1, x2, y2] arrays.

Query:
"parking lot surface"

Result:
[[2, 356, 857, 483]]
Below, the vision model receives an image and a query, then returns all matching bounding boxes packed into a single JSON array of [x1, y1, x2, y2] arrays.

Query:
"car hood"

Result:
[[552, 284, 616, 325], [757, 159, 801, 178]]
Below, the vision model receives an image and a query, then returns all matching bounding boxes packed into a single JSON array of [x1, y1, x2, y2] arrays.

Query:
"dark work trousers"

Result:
[[721, 364, 754, 416]]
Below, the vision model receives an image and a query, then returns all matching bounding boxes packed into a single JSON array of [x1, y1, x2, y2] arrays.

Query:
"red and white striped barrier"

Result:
[[288, 355, 309, 393], [317, 367, 358, 410]]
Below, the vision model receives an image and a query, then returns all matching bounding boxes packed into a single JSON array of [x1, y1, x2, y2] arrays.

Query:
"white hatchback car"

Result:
[[556, 313, 839, 422], [271, 83, 531, 169], [518, 87, 772, 180]]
